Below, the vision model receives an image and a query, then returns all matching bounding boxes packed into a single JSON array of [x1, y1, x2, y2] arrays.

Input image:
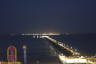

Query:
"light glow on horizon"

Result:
[[21, 32, 60, 36]]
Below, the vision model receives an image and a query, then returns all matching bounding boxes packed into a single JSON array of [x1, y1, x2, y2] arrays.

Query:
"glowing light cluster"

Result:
[[63, 59, 87, 63], [45, 36, 80, 55], [21, 33, 60, 36], [59, 55, 87, 63]]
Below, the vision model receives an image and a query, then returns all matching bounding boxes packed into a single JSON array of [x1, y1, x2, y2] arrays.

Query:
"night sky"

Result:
[[0, 0, 96, 33]]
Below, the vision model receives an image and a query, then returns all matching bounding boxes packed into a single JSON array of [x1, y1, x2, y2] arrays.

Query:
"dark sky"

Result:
[[0, 0, 96, 33]]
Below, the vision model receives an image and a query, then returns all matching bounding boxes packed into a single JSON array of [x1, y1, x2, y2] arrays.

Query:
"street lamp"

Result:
[[22, 45, 27, 64]]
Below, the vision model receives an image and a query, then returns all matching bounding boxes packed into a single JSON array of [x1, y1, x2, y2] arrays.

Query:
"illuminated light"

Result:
[[41, 36, 49, 38], [33, 36, 36, 38], [0, 61, 1, 64], [21, 33, 60, 36], [22, 45, 27, 49], [63, 59, 87, 63], [7, 46, 17, 62], [45, 36, 81, 56], [59, 55, 88, 63], [1, 62, 22, 64], [22, 45, 27, 64], [80, 56, 84, 58]]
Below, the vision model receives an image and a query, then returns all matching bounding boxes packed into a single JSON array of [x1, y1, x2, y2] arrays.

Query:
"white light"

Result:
[[63, 59, 87, 63], [41, 36, 49, 38], [59, 55, 87, 63]]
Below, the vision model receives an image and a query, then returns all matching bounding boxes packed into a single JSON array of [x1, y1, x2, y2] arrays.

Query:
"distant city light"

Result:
[[21, 32, 60, 36]]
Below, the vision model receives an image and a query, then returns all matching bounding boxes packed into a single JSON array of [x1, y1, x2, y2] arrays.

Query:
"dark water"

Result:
[[50, 34, 96, 56], [0, 34, 96, 63], [0, 34, 61, 64]]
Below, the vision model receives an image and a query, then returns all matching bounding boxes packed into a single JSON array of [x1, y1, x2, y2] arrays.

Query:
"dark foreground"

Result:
[[0, 35, 62, 64]]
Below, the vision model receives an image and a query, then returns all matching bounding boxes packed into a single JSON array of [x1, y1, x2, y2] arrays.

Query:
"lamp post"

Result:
[[22, 45, 27, 64]]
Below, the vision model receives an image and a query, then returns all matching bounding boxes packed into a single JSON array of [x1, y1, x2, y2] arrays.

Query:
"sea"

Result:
[[50, 33, 96, 56], [0, 33, 96, 63]]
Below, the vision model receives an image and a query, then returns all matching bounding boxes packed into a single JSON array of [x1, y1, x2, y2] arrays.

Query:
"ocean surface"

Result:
[[0, 34, 96, 63], [0, 34, 61, 64], [50, 33, 96, 56]]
